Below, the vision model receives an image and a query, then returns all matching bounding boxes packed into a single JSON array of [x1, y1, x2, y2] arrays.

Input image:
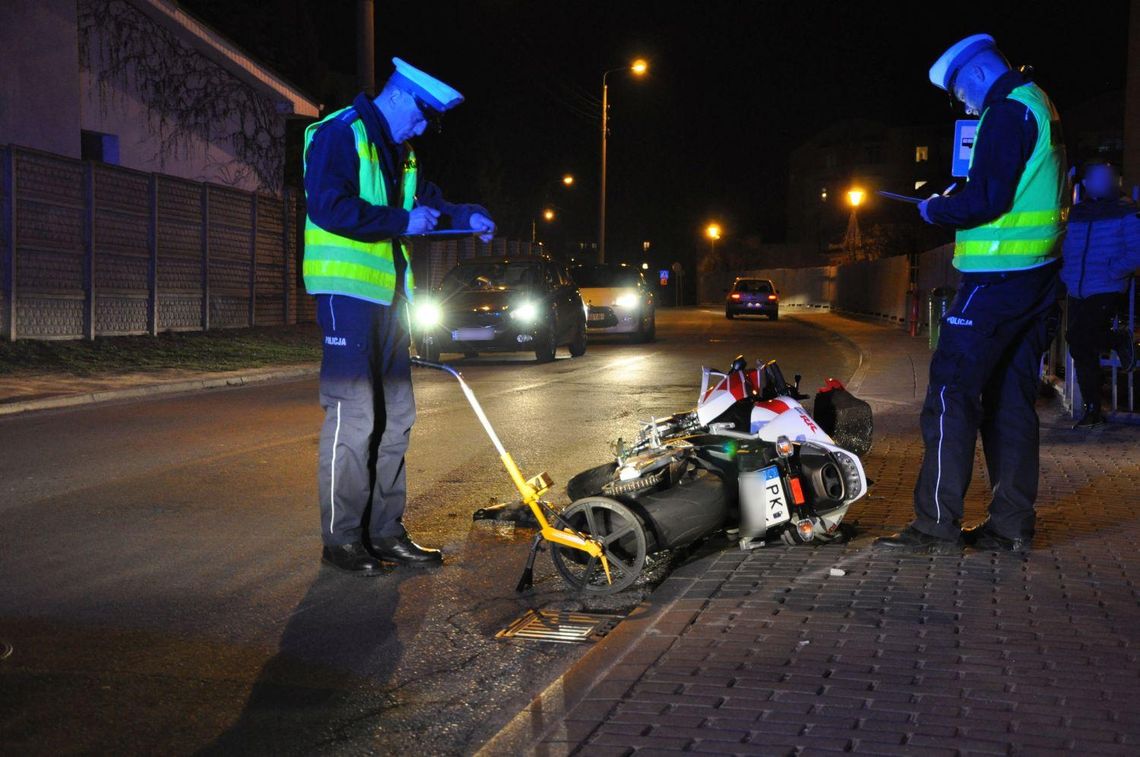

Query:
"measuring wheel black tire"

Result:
[[550, 496, 647, 594]]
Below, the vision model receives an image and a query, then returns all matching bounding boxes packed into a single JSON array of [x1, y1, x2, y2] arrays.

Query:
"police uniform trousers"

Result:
[[1065, 292, 1126, 407], [913, 261, 1061, 541], [315, 293, 415, 546]]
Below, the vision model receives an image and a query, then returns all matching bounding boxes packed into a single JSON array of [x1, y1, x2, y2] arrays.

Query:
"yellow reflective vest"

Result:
[[302, 106, 418, 304], [954, 82, 1069, 272]]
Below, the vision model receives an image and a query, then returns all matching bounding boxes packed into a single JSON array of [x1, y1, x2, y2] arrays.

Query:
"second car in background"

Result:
[[571, 263, 656, 343]]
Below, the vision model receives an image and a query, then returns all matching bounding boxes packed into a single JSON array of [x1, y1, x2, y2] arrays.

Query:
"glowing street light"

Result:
[[562, 174, 575, 187], [599, 57, 650, 263], [532, 207, 558, 243], [704, 222, 723, 272], [844, 187, 865, 257]]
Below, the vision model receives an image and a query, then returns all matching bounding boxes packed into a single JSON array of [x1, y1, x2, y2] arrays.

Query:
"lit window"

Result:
[[915, 180, 928, 191], [915, 145, 929, 163]]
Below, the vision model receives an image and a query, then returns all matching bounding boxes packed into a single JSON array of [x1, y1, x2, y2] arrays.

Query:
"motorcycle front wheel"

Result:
[[550, 497, 647, 594]]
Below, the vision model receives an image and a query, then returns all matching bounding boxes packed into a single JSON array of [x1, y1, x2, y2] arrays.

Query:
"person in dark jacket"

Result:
[[302, 59, 496, 576], [1060, 160, 1140, 427]]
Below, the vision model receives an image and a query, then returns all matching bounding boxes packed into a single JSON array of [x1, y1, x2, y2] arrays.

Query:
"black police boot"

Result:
[[322, 542, 386, 576], [370, 533, 443, 567], [873, 525, 963, 554], [1073, 403, 1104, 429], [963, 520, 1030, 554]]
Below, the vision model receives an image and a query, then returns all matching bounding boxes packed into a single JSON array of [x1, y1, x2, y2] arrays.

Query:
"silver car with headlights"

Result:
[[571, 263, 656, 342]]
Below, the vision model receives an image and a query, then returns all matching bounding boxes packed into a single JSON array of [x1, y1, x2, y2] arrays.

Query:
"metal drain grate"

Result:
[[496, 609, 622, 644]]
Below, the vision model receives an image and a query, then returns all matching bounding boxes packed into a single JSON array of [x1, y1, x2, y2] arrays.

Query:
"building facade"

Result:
[[0, 0, 319, 195]]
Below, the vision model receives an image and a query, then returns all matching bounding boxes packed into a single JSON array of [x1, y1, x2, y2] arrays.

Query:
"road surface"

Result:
[[0, 308, 858, 755]]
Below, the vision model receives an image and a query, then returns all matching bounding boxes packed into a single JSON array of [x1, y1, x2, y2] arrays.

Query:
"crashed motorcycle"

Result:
[[557, 356, 873, 592]]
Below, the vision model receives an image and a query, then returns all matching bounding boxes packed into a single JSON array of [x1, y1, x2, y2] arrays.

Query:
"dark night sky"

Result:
[[184, 0, 1132, 268]]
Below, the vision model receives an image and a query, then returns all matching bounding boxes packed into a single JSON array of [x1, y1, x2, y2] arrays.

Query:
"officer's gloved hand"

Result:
[[469, 213, 496, 243], [405, 206, 441, 235], [918, 194, 940, 224]]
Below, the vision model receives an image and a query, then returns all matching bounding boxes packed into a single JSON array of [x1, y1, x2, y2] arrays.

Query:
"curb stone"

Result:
[[0, 365, 319, 417]]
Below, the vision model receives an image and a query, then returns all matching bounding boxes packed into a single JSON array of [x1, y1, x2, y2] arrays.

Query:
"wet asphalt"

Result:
[[0, 308, 858, 755]]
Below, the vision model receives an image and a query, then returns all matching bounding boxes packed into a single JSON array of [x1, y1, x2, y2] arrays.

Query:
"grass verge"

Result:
[[0, 326, 322, 377]]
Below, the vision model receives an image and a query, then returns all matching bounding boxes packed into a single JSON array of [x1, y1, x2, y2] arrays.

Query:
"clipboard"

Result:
[[407, 229, 486, 238], [876, 190, 925, 205]]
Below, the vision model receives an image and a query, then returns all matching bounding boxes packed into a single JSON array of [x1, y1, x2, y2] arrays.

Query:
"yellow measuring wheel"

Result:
[[411, 357, 615, 593]]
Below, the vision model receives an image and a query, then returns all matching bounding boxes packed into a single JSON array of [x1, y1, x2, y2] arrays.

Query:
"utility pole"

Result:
[[1124, 0, 1140, 189], [598, 59, 648, 264], [598, 79, 609, 263], [357, 0, 376, 96]]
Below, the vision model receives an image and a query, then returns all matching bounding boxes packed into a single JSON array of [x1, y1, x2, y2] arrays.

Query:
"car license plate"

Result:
[[588, 313, 606, 322], [451, 327, 495, 341], [760, 466, 790, 528]]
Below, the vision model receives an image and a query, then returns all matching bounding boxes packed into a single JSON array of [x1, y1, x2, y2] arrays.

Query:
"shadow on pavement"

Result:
[[202, 566, 409, 755]]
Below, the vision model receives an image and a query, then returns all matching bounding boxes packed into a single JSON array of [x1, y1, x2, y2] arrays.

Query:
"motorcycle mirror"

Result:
[[794, 373, 802, 387]]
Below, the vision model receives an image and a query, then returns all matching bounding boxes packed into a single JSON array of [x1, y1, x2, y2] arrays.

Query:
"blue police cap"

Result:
[[388, 57, 464, 113], [929, 34, 997, 91]]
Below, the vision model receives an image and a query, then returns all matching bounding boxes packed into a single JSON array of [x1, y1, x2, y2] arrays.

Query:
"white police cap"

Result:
[[389, 57, 464, 113], [929, 34, 997, 91]]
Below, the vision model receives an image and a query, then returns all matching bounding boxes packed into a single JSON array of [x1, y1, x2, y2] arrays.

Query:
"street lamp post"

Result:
[[599, 58, 648, 264], [703, 223, 722, 307], [531, 175, 574, 246], [531, 207, 556, 244], [844, 187, 865, 260], [705, 222, 722, 257]]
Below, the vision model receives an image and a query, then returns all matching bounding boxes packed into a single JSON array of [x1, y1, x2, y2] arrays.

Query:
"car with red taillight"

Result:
[[725, 278, 779, 320]]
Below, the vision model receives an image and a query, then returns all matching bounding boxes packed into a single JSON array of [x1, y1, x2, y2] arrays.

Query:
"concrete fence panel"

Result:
[[155, 174, 205, 332], [0, 144, 313, 340], [92, 163, 150, 336], [13, 148, 87, 338], [834, 255, 911, 323]]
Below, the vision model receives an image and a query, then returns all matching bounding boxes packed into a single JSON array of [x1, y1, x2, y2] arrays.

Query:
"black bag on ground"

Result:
[[813, 380, 873, 457]]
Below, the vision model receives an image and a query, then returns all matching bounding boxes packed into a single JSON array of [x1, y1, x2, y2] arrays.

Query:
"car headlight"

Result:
[[511, 302, 539, 323], [415, 302, 441, 328], [615, 292, 639, 309]]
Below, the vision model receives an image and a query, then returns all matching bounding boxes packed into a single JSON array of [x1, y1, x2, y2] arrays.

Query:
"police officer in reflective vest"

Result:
[[876, 35, 1067, 555], [303, 58, 495, 575]]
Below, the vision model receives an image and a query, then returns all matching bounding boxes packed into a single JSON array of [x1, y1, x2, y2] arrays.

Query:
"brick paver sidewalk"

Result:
[[534, 313, 1140, 755]]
